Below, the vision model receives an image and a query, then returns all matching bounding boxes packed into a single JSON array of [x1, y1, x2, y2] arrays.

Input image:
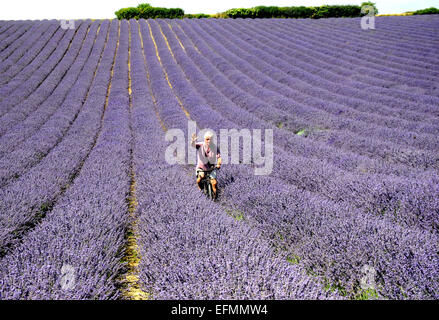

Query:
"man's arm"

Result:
[[191, 133, 198, 148], [216, 156, 222, 168]]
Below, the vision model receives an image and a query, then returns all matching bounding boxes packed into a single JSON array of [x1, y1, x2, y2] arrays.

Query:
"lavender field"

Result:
[[0, 15, 438, 300]]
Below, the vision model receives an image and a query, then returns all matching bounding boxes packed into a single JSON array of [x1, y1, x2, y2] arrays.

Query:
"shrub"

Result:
[[184, 14, 211, 19], [412, 7, 439, 15], [252, 6, 281, 18], [115, 3, 184, 20], [361, 2, 379, 15], [279, 6, 316, 19], [312, 5, 361, 19], [224, 8, 255, 19], [223, 5, 364, 19], [115, 7, 139, 20]]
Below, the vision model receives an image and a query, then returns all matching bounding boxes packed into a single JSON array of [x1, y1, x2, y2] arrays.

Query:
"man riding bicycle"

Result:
[[191, 131, 222, 197]]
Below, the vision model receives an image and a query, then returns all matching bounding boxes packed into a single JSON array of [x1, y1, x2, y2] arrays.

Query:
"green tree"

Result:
[[361, 2, 379, 15], [413, 7, 439, 15], [114, 7, 139, 20]]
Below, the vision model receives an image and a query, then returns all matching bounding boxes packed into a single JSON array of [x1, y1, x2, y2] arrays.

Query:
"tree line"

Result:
[[115, 3, 438, 19]]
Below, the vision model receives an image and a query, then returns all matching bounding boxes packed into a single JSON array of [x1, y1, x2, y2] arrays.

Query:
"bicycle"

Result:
[[198, 167, 219, 201]]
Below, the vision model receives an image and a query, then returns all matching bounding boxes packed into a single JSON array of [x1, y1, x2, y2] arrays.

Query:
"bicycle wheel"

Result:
[[202, 180, 208, 196], [207, 181, 214, 200]]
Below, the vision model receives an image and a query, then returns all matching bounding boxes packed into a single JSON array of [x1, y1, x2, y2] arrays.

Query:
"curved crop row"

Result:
[[0, 19, 118, 257], [160, 19, 434, 181], [145, 18, 439, 298], [0, 20, 110, 188], [0, 21, 61, 88], [0, 22, 34, 55], [150, 19, 439, 234], [177, 19, 439, 156], [0, 21, 87, 118], [0, 20, 131, 299], [236, 19, 439, 105], [0, 16, 437, 300], [132, 20, 338, 299]]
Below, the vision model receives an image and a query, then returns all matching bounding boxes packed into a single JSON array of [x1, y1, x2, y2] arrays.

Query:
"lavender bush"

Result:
[[0, 15, 438, 299]]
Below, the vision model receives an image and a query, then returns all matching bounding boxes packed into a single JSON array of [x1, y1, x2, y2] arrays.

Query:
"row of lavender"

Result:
[[3, 17, 437, 174], [4, 17, 438, 208], [0, 19, 129, 298], [210, 18, 439, 112], [0, 19, 338, 300], [182, 19, 439, 160], [140, 17, 439, 299], [154, 19, 439, 234], [210, 19, 439, 131], [0, 19, 97, 254], [0, 22, 36, 54], [0, 16, 437, 299], [130, 19, 339, 299], [0, 22, 79, 119], [166, 17, 439, 175], [0, 21, 63, 90]]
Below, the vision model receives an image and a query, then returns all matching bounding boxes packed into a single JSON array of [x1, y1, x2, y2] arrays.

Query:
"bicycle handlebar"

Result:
[[198, 166, 220, 173]]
